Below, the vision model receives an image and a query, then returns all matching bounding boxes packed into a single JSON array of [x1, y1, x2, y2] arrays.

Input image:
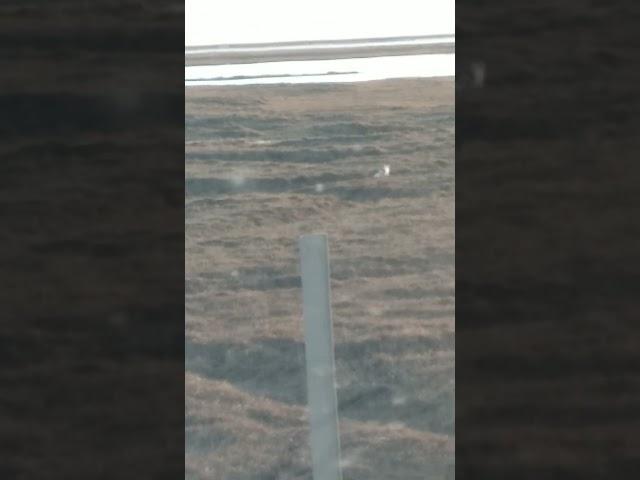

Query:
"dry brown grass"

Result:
[[186, 77, 454, 479]]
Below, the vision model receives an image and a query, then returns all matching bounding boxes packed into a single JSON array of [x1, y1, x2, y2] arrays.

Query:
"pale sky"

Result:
[[186, 0, 455, 46]]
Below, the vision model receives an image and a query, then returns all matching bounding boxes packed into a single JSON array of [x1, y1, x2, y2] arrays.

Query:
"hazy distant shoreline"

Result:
[[186, 34, 454, 52], [185, 34, 454, 66]]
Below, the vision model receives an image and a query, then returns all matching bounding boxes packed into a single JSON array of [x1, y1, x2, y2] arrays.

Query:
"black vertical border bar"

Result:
[[456, 1, 640, 479], [0, 2, 185, 478]]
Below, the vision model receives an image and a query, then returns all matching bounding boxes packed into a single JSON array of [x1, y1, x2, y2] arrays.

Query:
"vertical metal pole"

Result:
[[299, 234, 343, 480]]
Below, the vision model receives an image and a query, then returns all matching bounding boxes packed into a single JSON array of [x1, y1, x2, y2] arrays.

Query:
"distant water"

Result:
[[185, 53, 454, 86], [186, 35, 455, 55]]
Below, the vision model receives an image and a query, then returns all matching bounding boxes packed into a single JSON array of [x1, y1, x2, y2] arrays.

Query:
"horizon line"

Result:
[[185, 33, 455, 53]]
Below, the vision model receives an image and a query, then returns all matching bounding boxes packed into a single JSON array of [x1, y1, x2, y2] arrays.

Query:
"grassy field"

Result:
[[186, 78, 454, 479]]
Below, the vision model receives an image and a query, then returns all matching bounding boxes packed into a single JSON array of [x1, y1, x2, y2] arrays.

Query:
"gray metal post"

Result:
[[299, 234, 343, 480]]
